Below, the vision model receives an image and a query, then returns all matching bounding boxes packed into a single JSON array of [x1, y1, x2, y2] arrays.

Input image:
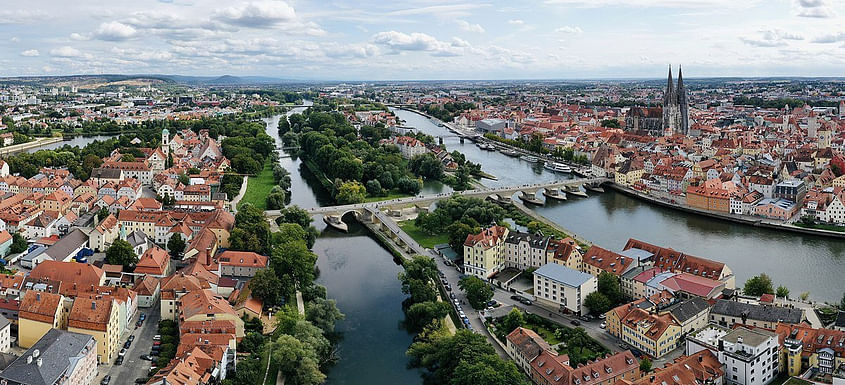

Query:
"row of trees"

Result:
[[414, 195, 506, 255], [419, 101, 476, 123]]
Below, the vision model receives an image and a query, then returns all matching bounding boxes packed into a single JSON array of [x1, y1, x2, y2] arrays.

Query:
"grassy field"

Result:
[[399, 220, 449, 248], [239, 160, 276, 210], [363, 190, 413, 203]]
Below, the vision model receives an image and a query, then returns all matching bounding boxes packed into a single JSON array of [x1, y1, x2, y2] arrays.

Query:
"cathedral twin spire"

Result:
[[663, 65, 690, 135]]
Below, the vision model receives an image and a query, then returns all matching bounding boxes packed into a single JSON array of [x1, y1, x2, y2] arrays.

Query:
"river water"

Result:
[[389, 107, 845, 304], [263, 104, 424, 385]]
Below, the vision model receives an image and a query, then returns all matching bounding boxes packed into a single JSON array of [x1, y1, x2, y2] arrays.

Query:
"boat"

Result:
[[520, 155, 539, 163], [480, 143, 496, 151], [501, 149, 520, 157], [543, 162, 571, 173]]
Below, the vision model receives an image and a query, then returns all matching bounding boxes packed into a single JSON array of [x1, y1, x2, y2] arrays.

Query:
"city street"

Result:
[[98, 303, 161, 384]]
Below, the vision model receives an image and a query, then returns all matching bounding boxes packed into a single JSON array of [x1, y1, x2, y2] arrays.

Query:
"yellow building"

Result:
[[67, 297, 121, 364], [462, 226, 508, 280], [620, 309, 682, 358], [18, 291, 66, 348], [179, 289, 245, 339], [776, 323, 845, 378], [615, 159, 644, 187]]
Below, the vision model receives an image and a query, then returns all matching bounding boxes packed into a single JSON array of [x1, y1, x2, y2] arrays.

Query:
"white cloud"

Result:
[[70, 33, 89, 41], [20, 49, 39, 57], [50, 46, 84, 58], [555, 26, 583, 34], [387, 4, 490, 17], [94, 21, 138, 41], [544, 0, 756, 7], [795, 0, 837, 18], [456, 20, 485, 33], [372, 31, 468, 56], [0, 9, 47, 24], [741, 29, 803, 47], [508, 19, 524, 25], [812, 32, 845, 43], [740, 37, 786, 47], [213, 1, 297, 27]]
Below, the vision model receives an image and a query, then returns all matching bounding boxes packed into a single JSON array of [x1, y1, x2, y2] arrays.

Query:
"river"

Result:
[[389, 107, 845, 304], [263, 104, 424, 385]]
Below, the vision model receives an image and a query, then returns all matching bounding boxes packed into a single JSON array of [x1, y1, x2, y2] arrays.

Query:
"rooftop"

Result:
[[534, 263, 594, 287]]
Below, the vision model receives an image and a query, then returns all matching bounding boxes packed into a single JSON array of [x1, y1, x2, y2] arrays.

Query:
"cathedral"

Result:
[[663, 65, 690, 136]]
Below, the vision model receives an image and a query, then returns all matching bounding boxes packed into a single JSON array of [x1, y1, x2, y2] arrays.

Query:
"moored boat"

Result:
[[543, 162, 571, 173]]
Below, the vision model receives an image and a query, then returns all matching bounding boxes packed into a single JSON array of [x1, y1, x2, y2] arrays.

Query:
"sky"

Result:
[[2, 0, 845, 80]]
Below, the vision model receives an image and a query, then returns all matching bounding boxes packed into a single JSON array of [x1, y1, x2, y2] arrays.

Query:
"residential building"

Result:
[[582, 245, 637, 277], [0, 329, 98, 385], [463, 226, 509, 279], [217, 251, 268, 277], [710, 300, 804, 329], [67, 296, 120, 364], [506, 327, 640, 385], [686, 325, 780, 385], [504, 231, 551, 270], [532, 263, 597, 315], [18, 291, 66, 349], [630, 350, 724, 385], [623, 238, 735, 289], [775, 323, 845, 377], [0, 314, 10, 352]]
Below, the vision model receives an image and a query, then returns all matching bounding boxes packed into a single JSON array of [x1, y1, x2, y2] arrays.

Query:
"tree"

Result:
[[526, 221, 542, 234], [601, 119, 621, 129], [306, 297, 345, 335], [584, 292, 612, 315], [399, 256, 438, 305], [776, 285, 790, 298], [271, 240, 318, 297], [500, 308, 525, 335], [167, 234, 185, 259], [458, 276, 493, 310], [405, 301, 451, 332], [409, 153, 444, 180], [269, 335, 326, 385], [266, 187, 287, 210], [597, 271, 622, 304], [568, 327, 590, 354], [237, 332, 266, 354], [365, 179, 383, 196], [249, 268, 283, 305], [96, 207, 110, 221], [121, 153, 136, 162], [277, 205, 312, 229], [396, 176, 422, 195], [447, 222, 475, 256], [800, 291, 810, 301], [639, 357, 652, 372], [9, 233, 27, 254], [335, 181, 366, 204], [743, 274, 774, 296], [451, 353, 530, 385], [105, 239, 138, 270]]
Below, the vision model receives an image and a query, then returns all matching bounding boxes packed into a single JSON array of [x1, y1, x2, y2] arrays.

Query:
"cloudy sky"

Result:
[[2, 0, 844, 80]]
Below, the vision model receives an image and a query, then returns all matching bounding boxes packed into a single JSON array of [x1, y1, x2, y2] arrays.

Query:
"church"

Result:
[[663, 65, 690, 136]]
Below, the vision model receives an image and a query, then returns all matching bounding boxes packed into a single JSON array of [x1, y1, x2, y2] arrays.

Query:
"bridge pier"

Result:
[[542, 188, 567, 201], [323, 215, 349, 232], [519, 191, 544, 206], [564, 185, 588, 198]]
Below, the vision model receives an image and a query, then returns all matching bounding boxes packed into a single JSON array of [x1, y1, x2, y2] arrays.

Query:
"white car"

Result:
[[600, 321, 606, 329], [118, 348, 127, 357], [459, 311, 466, 318]]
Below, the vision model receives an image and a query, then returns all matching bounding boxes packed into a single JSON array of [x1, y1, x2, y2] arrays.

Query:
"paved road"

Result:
[[229, 175, 249, 210], [100, 302, 161, 384]]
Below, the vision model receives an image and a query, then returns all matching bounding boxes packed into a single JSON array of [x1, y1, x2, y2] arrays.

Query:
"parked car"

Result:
[[570, 320, 581, 326], [128, 335, 135, 342], [153, 335, 161, 341], [139, 313, 146, 321], [140, 354, 153, 361], [153, 341, 161, 346], [445, 285, 452, 291], [119, 348, 127, 357], [631, 349, 643, 358], [519, 298, 532, 305], [598, 313, 606, 319], [486, 300, 498, 307], [135, 378, 149, 384], [101, 375, 111, 385], [115, 356, 123, 365], [124, 340, 132, 349], [449, 292, 456, 299], [149, 350, 160, 356], [510, 295, 522, 301], [600, 321, 607, 329], [458, 311, 466, 318]]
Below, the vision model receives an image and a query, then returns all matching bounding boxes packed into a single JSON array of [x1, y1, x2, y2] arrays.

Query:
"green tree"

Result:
[[639, 357, 652, 372], [249, 267, 283, 305], [177, 173, 190, 186], [336, 181, 366, 204], [398, 256, 438, 305], [96, 207, 110, 221], [266, 186, 287, 210], [237, 332, 266, 354], [305, 297, 345, 335], [500, 308, 525, 335], [167, 234, 185, 259], [365, 179, 383, 196], [597, 271, 623, 304], [121, 153, 135, 162], [526, 221, 542, 234], [458, 276, 493, 310], [451, 353, 530, 385], [584, 291, 612, 315], [269, 335, 326, 385], [105, 239, 138, 270], [409, 153, 444, 180], [568, 327, 590, 354], [271, 240, 318, 297], [9, 233, 27, 254], [405, 301, 451, 332], [743, 273, 774, 296], [601, 119, 621, 128], [776, 285, 790, 298], [447, 222, 476, 256], [396, 176, 422, 195]]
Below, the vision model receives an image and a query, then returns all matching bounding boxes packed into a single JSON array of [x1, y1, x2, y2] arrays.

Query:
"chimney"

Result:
[[698, 355, 703, 363], [36, 293, 40, 301], [91, 301, 96, 310]]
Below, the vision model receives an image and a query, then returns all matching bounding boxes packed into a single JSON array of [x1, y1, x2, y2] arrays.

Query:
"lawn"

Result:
[[363, 190, 413, 203], [239, 160, 276, 210], [399, 220, 449, 249]]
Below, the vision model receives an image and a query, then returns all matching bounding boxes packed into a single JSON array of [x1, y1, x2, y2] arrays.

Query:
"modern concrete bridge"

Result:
[[265, 177, 610, 231]]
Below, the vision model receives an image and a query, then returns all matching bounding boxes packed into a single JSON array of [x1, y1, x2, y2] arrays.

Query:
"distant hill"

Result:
[[0, 74, 301, 87]]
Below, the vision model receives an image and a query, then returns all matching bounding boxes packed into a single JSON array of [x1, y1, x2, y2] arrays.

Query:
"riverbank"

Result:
[[605, 183, 845, 240], [0, 137, 63, 155]]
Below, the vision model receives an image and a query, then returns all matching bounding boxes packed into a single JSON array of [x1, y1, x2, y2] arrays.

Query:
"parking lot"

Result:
[[97, 302, 161, 384]]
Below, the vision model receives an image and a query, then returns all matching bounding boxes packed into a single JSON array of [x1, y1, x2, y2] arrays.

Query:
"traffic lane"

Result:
[[432, 253, 508, 358], [109, 304, 161, 384]]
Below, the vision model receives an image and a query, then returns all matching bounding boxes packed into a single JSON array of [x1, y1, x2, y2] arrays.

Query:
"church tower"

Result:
[[161, 128, 170, 156], [662, 65, 690, 136]]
